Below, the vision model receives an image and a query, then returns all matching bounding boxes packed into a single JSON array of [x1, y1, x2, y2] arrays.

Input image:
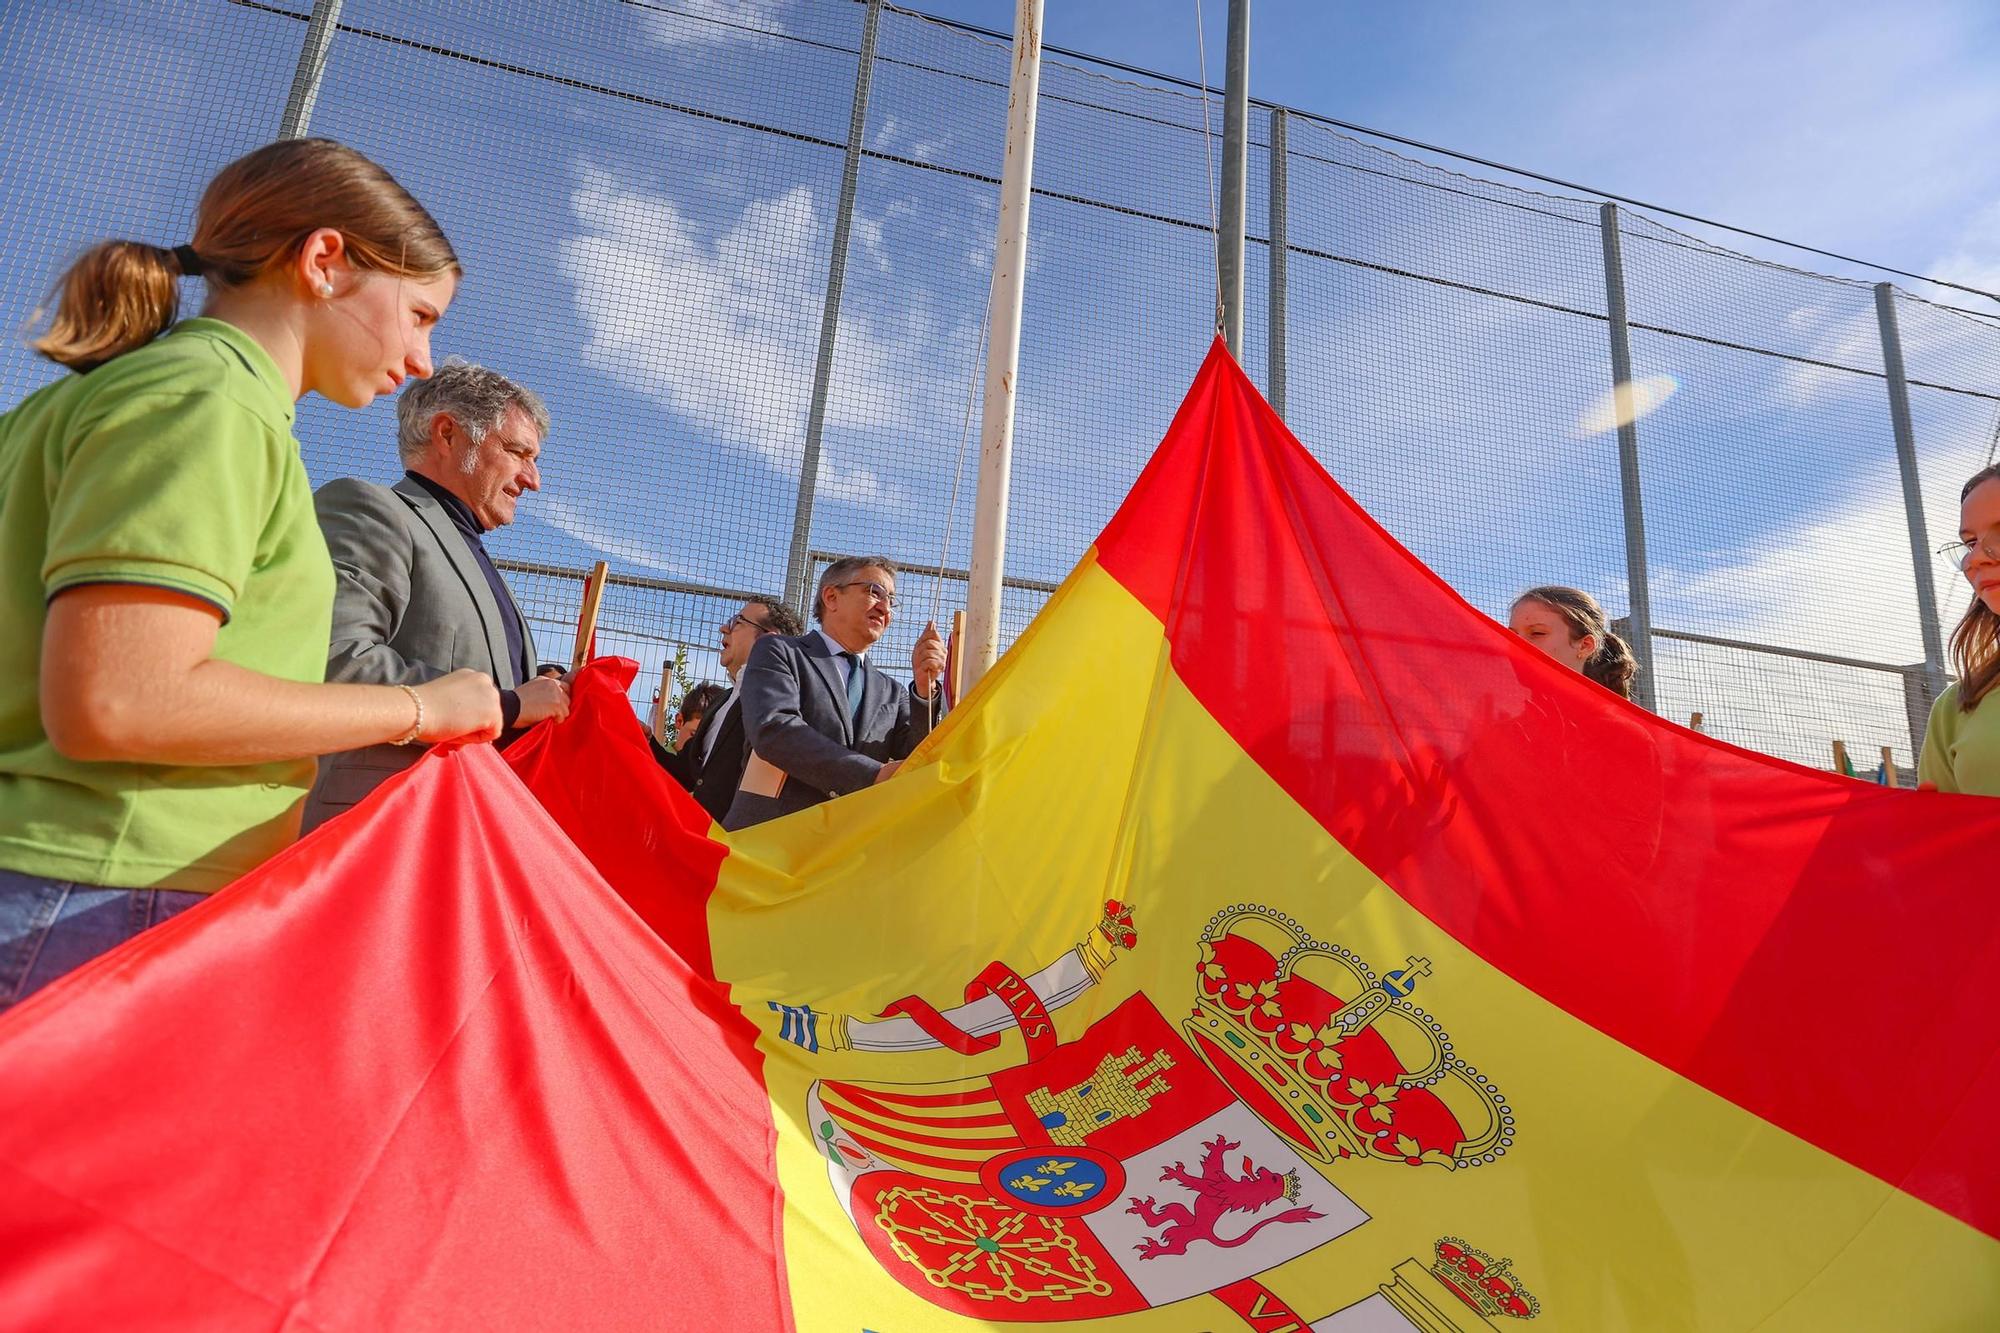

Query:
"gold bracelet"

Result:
[[393, 683, 424, 746]]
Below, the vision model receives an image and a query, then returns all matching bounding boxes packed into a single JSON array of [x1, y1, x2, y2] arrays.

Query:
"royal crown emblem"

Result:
[[1184, 905, 1512, 1170], [1430, 1236, 1539, 1319]]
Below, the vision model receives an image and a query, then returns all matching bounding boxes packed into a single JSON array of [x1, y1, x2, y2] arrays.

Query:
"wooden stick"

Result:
[[949, 609, 967, 705], [1880, 746, 1899, 788], [571, 560, 609, 672], [651, 659, 673, 744], [1688, 711, 1704, 733], [1831, 738, 1850, 775]]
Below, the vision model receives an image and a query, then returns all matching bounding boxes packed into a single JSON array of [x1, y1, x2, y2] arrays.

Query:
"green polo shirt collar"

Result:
[[171, 318, 296, 424]]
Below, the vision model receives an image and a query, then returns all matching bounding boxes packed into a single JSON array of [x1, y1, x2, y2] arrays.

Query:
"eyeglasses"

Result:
[[835, 580, 898, 608], [719, 613, 772, 636], [1936, 532, 2000, 567]]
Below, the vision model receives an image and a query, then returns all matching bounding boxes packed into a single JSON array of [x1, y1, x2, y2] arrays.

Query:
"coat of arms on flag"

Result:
[[781, 899, 1520, 1324]]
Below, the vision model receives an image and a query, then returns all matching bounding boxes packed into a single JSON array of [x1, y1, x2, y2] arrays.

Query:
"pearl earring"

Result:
[[317, 283, 334, 297]]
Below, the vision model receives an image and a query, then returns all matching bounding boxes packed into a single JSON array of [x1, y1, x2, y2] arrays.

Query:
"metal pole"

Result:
[[1266, 107, 1288, 416], [1597, 203, 1658, 711], [784, 0, 883, 612], [277, 0, 345, 139], [962, 0, 1045, 692], [1217, 0, 1250, 358], [1874, 282, 1950, 708]]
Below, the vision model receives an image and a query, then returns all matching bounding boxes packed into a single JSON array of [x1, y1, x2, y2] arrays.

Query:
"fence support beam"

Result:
[[1217, 0, 1249, 358], [1874, 283, 1950, 715], [277, 0, 345, 139], [1597, 203, 1658, 711], [1266, 107, 1287, 416], [784, 0, 882, 612]]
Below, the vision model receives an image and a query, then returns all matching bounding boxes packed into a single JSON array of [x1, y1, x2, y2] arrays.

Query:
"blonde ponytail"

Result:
[[26, 138, 456, 376], [30, 240, 195, 372]]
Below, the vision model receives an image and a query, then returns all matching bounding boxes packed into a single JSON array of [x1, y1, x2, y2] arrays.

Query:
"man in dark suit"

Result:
[[724, 556, 946, 830], [302, 362, 570, 831], [658, 597, 804, 822]]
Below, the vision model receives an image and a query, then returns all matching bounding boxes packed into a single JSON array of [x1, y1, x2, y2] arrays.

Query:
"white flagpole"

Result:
[[961, 0, 1045, 695]]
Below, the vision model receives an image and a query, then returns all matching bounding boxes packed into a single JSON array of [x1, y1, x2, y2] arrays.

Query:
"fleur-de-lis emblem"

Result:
[[1384, 1132, 1452, 1168], [1345, 1076, 1398, 1126], [1052, 1179, 1095, 1199], [1288, 1019, 1341, 1057], [1280, 1018, 1344, 1081], [1007, 1172, 1049, 1193], [1198, 940, 1227, 983], [1232, 977, 1281, 1019], [1036, 1159, 1076, 1176]]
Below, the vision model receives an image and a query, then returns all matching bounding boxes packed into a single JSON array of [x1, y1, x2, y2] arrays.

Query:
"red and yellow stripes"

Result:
[[1095, 341, 2000, 1241], [712, 341, 2000, 1329]]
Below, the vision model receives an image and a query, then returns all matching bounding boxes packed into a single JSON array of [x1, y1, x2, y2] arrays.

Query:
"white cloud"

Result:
[[871, 114, 952, 165], [1415, 2, 2000, 270], [559, 165, 974, 509], [636, 0, 791, 51], [533, 495, 704, 580]]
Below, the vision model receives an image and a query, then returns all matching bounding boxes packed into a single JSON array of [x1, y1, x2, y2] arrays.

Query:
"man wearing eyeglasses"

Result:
[[661, 596, 804, 821], [725, 555, 947, 830]]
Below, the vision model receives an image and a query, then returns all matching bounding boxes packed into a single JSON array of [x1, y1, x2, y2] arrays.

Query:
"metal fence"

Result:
[[5, 0, 1999, 773]]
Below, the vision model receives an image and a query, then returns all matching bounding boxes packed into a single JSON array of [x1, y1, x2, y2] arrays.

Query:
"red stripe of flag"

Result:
[[1095, 339, 2000, 1238], [824, 1083, 1015, 1129]]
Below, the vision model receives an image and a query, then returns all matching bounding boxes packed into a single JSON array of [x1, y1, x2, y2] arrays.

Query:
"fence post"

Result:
[[277, 0, 345, 139], [1873, 283, 1950, 719], [1596, 203, 1658, 711], [784, 0, 882, 612], [1217, 0, 1250, 357], [1266, 107, 1287, 417]]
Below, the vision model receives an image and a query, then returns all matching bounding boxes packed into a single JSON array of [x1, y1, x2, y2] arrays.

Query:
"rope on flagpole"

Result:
[[1194, 0, 1224, 337]]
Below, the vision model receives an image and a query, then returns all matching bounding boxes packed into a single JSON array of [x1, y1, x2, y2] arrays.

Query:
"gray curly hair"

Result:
[[397, 359, 550, 464]]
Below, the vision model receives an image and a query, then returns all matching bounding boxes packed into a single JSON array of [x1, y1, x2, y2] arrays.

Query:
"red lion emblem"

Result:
[[1124, 1135, 1326, 1260]]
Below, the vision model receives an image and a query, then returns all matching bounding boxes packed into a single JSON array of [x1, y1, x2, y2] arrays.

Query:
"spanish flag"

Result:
[[1, 343, 1995, 1330]]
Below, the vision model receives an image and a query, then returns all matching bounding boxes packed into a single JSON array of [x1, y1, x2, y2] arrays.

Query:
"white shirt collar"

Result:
[[817, 628, 864, 667]]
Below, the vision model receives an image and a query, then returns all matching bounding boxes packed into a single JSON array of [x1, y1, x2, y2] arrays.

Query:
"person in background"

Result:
[[302, 361, 567, 832], [667, 598, 804, 822], [1920, 464, 2000, 795], [1507, 585, 1637, 699], [0, 139, 501, 1011], [725, 556, 945, 830], [676, 684, 730, 751], [649, 681, 724, 783]]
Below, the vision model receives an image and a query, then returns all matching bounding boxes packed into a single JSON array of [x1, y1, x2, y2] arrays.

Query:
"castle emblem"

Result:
[[782, 900, 1532, 1327], [1027, 1046, 1175, 1145]]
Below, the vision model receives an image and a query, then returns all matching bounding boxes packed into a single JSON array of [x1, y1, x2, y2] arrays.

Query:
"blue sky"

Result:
[[919, 0, 2000, 295], [3, 0, 1997, 768]]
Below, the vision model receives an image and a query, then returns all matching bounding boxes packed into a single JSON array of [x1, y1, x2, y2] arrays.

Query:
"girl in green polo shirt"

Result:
[[1920, 464, 2000, 796], [0, 139, 505, 1011]]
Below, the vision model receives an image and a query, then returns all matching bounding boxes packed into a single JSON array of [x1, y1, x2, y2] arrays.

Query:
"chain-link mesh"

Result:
[[6, 0, 2000, 776]]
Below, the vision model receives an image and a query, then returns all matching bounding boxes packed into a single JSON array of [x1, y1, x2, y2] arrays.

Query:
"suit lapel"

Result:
[[704, 690, 745, 776], [517, 607, 538, 682], [801, 634, 853, 746], [394, 477, 510, 682]]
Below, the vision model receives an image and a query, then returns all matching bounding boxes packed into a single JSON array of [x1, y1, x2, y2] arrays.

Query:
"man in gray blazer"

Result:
[[302, 362, 570, 832], [724, 556, 946, 830]]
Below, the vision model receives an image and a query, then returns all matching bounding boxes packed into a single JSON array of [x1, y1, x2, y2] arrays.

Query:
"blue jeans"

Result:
[[0, 869, 205, 1014]]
